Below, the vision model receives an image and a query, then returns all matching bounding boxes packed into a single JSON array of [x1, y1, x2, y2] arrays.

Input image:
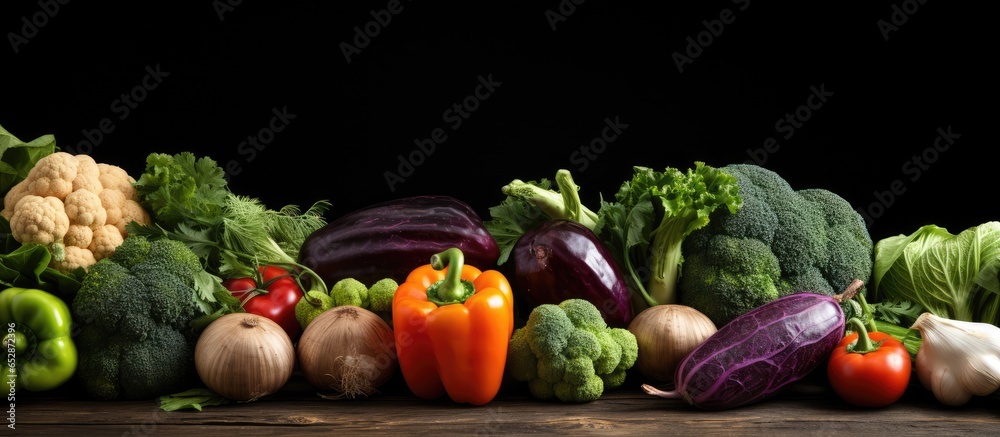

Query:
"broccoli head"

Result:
[[71, 235, 218, 400], [506, 299, 638, 403], [75, 323, 195, 401], [678, 164, 874, 327]]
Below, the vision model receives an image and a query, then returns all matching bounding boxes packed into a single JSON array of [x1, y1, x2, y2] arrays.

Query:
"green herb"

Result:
[[129, 152, 331, 277], [159, 388, 230, 412]]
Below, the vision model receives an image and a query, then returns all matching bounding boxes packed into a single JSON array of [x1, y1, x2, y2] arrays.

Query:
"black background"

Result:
[[1, 1, 993, 243]]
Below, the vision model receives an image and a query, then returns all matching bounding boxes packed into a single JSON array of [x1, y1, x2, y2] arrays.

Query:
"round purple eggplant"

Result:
[[513, 219, 633, 327]]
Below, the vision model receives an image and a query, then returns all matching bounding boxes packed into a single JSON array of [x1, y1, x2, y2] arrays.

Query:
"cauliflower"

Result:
[[1, 152, 152, 273]]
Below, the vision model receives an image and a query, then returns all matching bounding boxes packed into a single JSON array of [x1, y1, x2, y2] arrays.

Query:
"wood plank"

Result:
[[10, 374, 1000, 435]]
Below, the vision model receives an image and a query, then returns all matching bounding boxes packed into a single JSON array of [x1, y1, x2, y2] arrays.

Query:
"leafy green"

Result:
[[129, 151, 331, 284], [0, 123, 57, 198], [595, 162, 742, 308], [0, 216, 84, 298], [872, 222, 1000, 325], [133, 152, 229, 230], [159, 388, 231, 411]]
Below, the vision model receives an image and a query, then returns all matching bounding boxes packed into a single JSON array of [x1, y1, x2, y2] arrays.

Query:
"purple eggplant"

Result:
[[298, 195, 500, 287], [513, 219, 634, 327], [643, 283, 859, 410]]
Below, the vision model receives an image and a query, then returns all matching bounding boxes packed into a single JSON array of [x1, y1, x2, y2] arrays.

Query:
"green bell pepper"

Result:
[[1, 287, 77, 392]]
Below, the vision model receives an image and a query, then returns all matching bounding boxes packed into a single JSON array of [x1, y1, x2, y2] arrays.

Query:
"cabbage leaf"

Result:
[[872, 222, 1000, 325]]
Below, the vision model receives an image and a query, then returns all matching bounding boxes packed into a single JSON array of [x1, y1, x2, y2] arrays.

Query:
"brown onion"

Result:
[[628, 304, 717, 384], [297, 305, 397, 398], [195, 312, 296, 402]]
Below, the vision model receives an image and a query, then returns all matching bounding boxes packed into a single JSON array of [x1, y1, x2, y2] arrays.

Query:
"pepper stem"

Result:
[[427, 248, 475, 305], [846, 317, 880, 354]]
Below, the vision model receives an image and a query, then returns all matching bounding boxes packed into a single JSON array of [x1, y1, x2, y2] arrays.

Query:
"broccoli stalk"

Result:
[[486, 169, 600, 264], [644, 215, 692, 307], [501, 169, 600, 230], [598, 163, 742, 308]]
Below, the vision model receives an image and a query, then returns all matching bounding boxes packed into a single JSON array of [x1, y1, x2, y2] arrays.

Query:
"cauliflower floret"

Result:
[[9, 195, 69, 246], [99, 188, 126, 226], [65, 224, 94, 249], [64, 189, 107, 228], [3, 152, 151, 274], [116, 199, 151, 237], [1, 183, 28, 220], [72, 154, 104, 194], [89, 224, 124, 261], [50, 245, 97, 273], [97, 163, 138, 200], [24, 152, 79, 200]]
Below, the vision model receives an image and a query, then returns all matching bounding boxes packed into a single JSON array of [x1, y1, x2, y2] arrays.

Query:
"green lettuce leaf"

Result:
[[0, 123, 57, 198], [872, 222, 1000, 324]]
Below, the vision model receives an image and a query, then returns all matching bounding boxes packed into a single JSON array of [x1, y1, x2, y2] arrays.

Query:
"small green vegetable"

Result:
[[295, 289, 334, 329], [70, 235, 230, 400], [506, 299, 638, 403], [297, 277, 398, 328], [330, 277, 368, 308], [367, 277, 398, 314]]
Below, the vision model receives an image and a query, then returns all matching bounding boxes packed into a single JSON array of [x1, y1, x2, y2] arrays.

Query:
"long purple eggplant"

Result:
[[642, 280, 861, 410], [512, 219, 634, 327], [298, 195, 500, 287]]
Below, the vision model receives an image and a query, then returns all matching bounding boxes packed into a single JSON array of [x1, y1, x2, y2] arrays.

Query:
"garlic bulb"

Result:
[[910, 312, 1000, 406]]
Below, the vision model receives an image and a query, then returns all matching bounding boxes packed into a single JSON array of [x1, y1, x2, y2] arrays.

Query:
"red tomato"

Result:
[[827, 330, 911, 407], [224, 265, 303, 341]]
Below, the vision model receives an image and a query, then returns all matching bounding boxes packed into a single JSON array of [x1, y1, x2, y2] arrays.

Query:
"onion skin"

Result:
[[628, 304, 717, 384], [297, 306, 397, 398], [195, 313, 296, 402]]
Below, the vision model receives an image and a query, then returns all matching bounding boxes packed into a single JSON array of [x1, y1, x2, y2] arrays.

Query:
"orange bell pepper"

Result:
[[392, 247, 514, 406]]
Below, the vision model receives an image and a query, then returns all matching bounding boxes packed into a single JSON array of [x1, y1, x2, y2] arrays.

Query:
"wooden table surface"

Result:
[[11, 371, 1000, 436]]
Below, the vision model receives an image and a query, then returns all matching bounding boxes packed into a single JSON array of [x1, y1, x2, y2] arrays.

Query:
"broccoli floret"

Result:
[[330, 278, 369, 308], [678, 164, 874, 327], [71, 235, 219, 400], [506, 299, 639, 403]]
